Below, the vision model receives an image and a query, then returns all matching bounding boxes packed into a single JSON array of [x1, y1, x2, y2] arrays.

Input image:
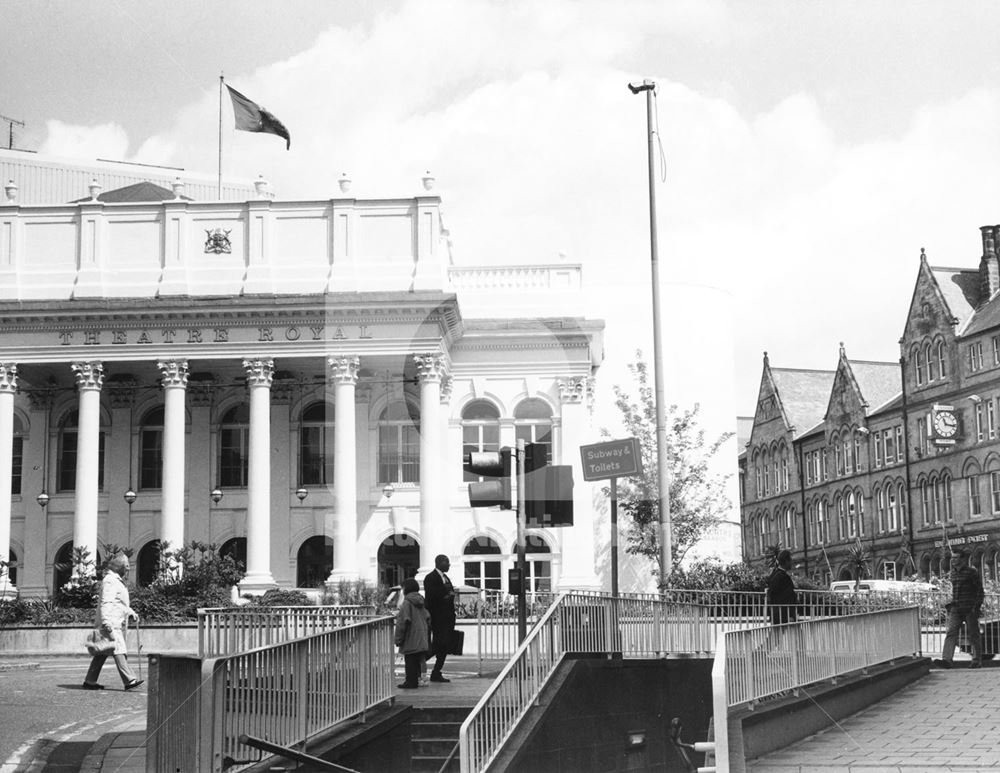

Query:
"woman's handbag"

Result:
[[85, 628, 115, 656]]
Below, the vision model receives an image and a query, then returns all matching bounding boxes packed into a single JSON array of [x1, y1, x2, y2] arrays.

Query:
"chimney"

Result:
[[979, 225, 1000, 301]]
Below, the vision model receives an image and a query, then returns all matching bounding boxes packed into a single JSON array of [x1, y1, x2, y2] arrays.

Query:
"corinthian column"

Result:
[[157, 360, 188, 558], [328, 355, 359, 584], [71, 361, 104, 577], [0, 364, 17, 598], [239, 358, 276, 592], [415, 353, 448, 567]]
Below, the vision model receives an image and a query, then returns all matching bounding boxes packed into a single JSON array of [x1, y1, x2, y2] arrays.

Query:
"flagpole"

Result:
[[218, 73, 224, 201]]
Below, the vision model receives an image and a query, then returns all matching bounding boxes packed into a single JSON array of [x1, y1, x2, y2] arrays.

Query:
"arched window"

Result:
[[525, 534, 552, 594], [836, 494, 847, 540], [6, 548, 17, 587], [377, 533, 420, 588], [936, 340, 947, 379], [57, 410, 105, 492], [780, 448, 789, 491], [753, 450, 762, 498], [514, 399, 553, 464], [139, 406, 164, 490], [379, 401, 419, 484], [920, 479, 931, 525], [219, 404, 250, 487], [847, 491, 859, 537], [926, 342, 937, 381], [296, 536, 333, 588], [54, 541, 74, 592], [220, 537, 247, 571], [462, 400, 501, 482], [299, 402, 334, 486], [136, 540, 160, 587], [914, 347, 926, 385], [783, 506, 795, 548], [941, 472, 953, 522], [756, 515, 766, 556], [11, 414, 23, 496], [463, 536, 502, 590]]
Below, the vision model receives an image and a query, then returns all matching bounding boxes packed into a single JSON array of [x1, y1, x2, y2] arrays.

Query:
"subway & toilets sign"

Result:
[[579, 438, 643, 482]]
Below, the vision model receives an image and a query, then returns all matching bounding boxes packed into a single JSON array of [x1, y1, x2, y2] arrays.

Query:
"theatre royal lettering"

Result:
[[55, 324, 376, 346]]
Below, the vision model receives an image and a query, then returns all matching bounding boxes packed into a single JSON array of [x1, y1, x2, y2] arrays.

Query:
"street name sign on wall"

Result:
[[579, 438, 642, 482]]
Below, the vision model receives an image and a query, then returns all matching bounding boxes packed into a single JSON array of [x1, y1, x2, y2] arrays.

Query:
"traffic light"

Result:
[[524, 443, 574, 527], [464, 447, 513, 509]]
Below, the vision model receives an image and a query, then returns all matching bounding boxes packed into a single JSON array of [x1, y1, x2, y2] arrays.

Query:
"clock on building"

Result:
[[931, 406, 959, 440]]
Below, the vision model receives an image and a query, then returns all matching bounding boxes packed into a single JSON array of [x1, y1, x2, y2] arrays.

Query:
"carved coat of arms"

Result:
[[204, 228, 232, 254]]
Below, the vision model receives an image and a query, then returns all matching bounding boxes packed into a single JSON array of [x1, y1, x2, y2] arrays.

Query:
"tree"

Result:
[[604, 352, 734, 578]]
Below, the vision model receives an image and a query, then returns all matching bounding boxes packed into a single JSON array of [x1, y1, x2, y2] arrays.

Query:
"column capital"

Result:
[[0, 363, 17, 394], [414, 353, 449, 383], [557, 376, 591, 405], [71, 361, 104, 391], [157, 359, 189, 388], [328, 355, 360, 385], [243, 358, 275, 387]]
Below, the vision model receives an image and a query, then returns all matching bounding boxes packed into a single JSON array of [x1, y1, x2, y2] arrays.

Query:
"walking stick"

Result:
[[135, 617, 142, 681]]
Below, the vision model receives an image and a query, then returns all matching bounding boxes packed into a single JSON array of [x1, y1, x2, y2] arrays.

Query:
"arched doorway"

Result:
[[53, 541, 102, 591], [837, 567, 853, 581], [136, 541, 160, 587], [296, 536, 333, 588], [220, 538, 247, 572], [377, 533, 419, 588]]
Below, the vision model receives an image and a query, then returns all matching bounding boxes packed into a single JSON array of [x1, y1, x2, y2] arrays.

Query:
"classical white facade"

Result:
[[0, 156, 604, 598]]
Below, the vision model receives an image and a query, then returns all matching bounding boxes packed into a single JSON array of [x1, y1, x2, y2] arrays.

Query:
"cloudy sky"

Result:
[[5, 0, 1000, 427]]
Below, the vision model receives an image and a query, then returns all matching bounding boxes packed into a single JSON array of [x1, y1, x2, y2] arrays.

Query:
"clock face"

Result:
[[934, 410, 958, 438]]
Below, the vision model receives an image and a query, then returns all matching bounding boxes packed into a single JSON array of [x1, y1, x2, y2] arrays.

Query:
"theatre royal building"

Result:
[[0, 150, 604, 598]]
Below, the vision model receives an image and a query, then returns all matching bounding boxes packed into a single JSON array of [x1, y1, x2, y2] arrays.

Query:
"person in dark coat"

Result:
[[934, 548, 985, 669], [394, 578, 431, 689], [423, 554, 456, 683], [765, 550, 798, 625]]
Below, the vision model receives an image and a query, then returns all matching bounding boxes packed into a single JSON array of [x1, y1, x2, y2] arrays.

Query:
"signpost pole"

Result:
[[610, 477, 619, 598], [516, 439, 527, 643]]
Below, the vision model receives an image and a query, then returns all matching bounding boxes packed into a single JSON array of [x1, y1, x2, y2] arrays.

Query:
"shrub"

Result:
[[321, 578, 383, 608], [247, 588, 312, 607]]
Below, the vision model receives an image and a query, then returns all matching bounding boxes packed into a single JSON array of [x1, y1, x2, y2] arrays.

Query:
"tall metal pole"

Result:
[[218, 73, 224, 201], [516, 439, 527, 642], [629, 78, 672, 582]]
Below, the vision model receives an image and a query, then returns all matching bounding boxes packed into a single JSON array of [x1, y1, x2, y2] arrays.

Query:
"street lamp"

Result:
[[629, 77, 672, 581], [210, 486, 223, 504], [295, 486, 308, 502], [123, 487, 137, 506], [382, 482, 395, 501], [36, 491, 49, 508]]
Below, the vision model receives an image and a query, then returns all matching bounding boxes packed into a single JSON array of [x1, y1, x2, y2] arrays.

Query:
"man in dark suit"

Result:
[[423, 554, 456, 683]]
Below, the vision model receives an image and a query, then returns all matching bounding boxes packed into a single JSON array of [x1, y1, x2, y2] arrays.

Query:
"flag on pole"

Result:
[[225, 85, 290, 149]]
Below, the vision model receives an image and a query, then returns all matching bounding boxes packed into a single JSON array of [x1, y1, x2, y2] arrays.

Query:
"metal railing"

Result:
[[197, 605, 377, 657], [711, 606, 922, 773], [459, 592, 730, 773], [148, 615, 396, 772]]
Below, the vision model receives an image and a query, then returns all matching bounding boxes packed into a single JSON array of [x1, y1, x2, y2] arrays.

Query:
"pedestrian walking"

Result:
[[423, 554, 457, 683], [394, 578, 431, 690], [934, 548, 984, 669], [82, 553, 144, 691], [765, 550, 798, 625]]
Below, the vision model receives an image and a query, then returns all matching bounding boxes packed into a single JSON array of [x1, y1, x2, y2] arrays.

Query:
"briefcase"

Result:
[[449, 629, 465, 656]]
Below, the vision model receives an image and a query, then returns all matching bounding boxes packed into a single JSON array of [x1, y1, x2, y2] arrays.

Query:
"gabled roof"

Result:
[[71, 181, 192, 203], [961, 289, 1000, 337], [851, 360, 900, 414], [930, 266, 978, 328], [770, 367, 835, 439]]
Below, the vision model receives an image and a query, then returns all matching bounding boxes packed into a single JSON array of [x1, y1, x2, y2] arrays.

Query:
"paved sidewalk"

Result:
[[747, 664, 1000, 772]]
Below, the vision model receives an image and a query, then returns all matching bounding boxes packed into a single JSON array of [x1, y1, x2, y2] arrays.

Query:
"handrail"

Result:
[[710, 606, 922, 773], [148, 615, 396, 772], [459, 591, 730, 773], [197, 604, 378, 657]]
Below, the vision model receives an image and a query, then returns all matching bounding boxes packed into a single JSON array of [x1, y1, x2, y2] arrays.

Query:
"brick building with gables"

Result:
[[741, 226, 1000, 585]]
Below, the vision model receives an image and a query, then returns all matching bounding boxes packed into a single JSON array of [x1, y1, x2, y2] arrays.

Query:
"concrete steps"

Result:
[[410, 707, 470, 773]]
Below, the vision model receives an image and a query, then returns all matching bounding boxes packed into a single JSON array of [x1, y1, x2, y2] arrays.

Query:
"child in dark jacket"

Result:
[[394, 578, 431, 689]]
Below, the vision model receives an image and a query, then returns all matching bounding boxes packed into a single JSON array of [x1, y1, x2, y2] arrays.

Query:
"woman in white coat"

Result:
[[82, 553, 143, 691]]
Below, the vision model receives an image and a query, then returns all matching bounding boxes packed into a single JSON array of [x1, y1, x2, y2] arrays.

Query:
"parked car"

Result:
[[829, 580, 936, 594]]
